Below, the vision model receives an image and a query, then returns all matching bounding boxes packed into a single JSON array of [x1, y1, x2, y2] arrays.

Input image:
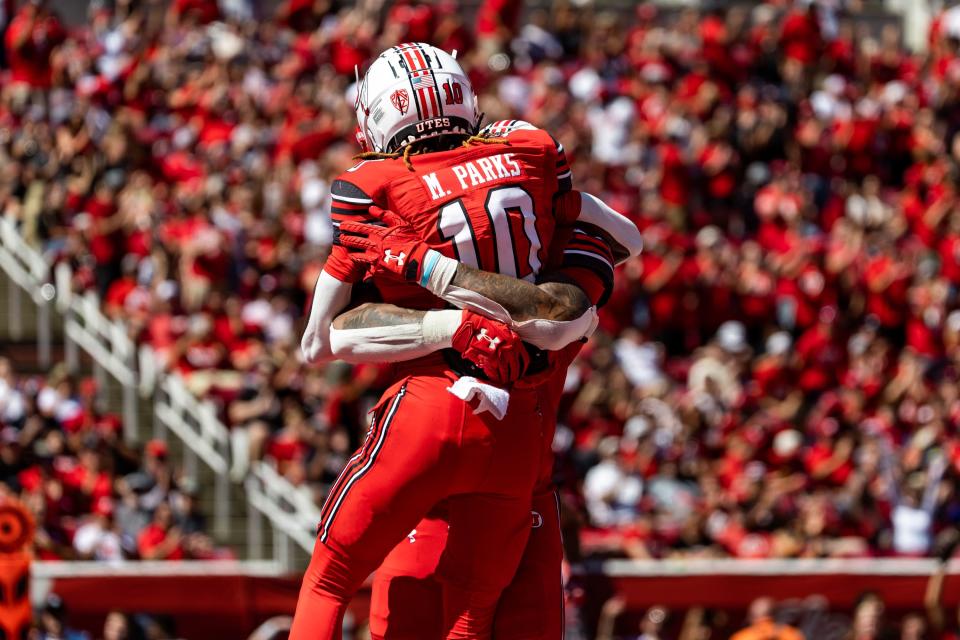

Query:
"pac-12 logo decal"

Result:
[[390, 89, 409, 114]]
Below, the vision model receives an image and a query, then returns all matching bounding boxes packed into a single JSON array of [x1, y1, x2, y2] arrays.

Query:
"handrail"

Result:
[[64, 292, 136, 383], [154, 372, 230, 476], [246, 461, 321, 563], [0, 217, 50, 305]]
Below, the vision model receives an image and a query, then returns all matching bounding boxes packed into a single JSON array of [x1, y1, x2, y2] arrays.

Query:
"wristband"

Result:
[[421, 249, 459, 297], [420, 250, 442, 286]]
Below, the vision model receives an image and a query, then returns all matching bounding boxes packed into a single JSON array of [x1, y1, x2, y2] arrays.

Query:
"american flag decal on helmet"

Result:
[[410, 70, 442, 118]]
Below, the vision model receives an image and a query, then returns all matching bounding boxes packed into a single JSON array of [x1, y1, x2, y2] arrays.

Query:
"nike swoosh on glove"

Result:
[[451, 310, 529, 386], [338, 206, 432, 283]]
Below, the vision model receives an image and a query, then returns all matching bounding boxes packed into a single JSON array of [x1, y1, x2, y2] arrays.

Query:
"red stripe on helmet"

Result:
[[417, 88, 432, 117], [412, 46, 428, 69], [402, 48, 419, 70]]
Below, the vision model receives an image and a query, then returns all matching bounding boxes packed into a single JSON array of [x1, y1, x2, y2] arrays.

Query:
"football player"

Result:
[[330, 190, 631, 640], [290, 43, 639, 640]]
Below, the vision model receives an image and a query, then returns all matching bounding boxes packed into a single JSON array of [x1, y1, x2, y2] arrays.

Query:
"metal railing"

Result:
[[0, 216, 320, 569], [152, 368, 233, 540], [245, 462, 321, 567], [55, 267, 140, 443], [0, 216, 53, 366]]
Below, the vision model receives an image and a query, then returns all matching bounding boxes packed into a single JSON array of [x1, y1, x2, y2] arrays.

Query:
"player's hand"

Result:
[[338, 206, 432, 282], [452, 311, 529, 386]]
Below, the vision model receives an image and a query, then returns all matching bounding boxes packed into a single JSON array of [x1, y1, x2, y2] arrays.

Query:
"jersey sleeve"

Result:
[[551, 133, 573, 193], [552, 190, 580, 225], [326, 177, 377, 283], [480, 120, 572, 192], [556, 224, 615, 307]]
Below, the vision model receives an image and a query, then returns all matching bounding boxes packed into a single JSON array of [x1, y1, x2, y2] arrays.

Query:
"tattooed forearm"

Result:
[[332, 303, 428, 330], [451, 264, 590, 322], [537, 279, 593, 319], [332, 265, 591, 331]]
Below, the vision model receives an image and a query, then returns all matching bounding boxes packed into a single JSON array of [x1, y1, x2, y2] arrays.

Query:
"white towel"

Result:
[[446, 376, 511, 420]]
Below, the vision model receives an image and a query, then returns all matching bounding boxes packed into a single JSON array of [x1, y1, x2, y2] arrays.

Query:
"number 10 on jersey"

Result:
[[437, 186, 542, 280]]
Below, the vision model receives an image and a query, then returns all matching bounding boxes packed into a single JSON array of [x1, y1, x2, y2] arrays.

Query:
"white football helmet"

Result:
[[355, 43, 481, 154]]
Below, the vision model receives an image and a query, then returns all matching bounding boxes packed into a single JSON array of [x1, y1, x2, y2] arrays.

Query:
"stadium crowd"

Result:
[[4, 0, 960, 578], [0, 357, 222, 562]]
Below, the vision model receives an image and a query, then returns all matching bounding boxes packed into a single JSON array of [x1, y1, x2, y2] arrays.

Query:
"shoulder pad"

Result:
[[331, 178, 375, 205], [333, 157, 407, 205]]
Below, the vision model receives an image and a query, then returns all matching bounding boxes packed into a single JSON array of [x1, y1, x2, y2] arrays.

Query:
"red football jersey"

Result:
[[324, 121, 573, 310]]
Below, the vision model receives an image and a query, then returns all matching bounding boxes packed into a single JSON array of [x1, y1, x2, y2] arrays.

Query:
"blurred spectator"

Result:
[[36, 594, 89, 640], [136, 502, 184, 560], [5, 0, 64, 89], [731, 597, 804, 640], [99, 611, 129, 640], [247, 616, 294, 640], [597, 598, 671, 640], [924, 534, 960, 636], [72, 496, 124, 562], [850, 591, 887, 640]]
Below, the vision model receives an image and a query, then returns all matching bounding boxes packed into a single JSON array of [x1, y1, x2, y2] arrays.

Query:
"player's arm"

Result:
[[553, 190, 643, 263], [479, 121, 643, 259], [328, 303, 460, 363], [327, 278, 586, 363], [329, 301, 528, 384], [300, 271, 353, 363], [300, 178, 378, 363], [441, 188, 638, 319], [445, 264, 591, 322], [330, 220, 618, 363], [338, 192, 638, 349], [338, 217, 595, 350]]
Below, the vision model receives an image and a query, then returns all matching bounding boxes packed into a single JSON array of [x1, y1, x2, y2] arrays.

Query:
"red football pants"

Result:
[[289, 373, 543, 640], [369, 491, 565, 640]]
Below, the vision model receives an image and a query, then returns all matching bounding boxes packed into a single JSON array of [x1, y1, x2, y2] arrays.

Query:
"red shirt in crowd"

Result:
[[56, 460, 112, 505], [780, 7, 821, 65], [137, 524, 185, 560], [4, 5, 65, 88], [476, 0, 521, 38], [939, 233, 960, 283], [172, 0, 219, 23], [864, 254, 910, 327], [659, 142, 690, 207], [795, 324, 841, 394], [387, 1, 436, 43]]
